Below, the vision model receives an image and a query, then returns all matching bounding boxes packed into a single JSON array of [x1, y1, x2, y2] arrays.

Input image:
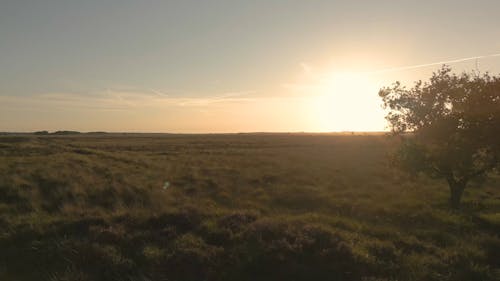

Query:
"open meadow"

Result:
[[0, 133, 499, 281]]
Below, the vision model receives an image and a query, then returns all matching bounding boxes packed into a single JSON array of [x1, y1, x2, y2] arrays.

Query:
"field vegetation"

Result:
[[0, 134, 499, 280]]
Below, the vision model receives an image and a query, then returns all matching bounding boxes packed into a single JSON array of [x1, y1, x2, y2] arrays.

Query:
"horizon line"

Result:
[[0, 130, 390, 135]]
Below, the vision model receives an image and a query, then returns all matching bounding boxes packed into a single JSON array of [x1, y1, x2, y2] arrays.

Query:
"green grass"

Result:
[[0, 133, 499, 281]]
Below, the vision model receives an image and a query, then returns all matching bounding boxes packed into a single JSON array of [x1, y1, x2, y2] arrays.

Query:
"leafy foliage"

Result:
[[380, 66, 500, 208]]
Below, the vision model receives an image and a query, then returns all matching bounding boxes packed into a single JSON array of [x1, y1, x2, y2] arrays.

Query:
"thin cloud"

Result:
[[372, 53, 500, 74], [150, 89, 169, 97], [284, 52, 500, 93], [300, 62, 313, 75], [0, 89, 259, 112], [176, 91, 257, 106], [209, 91, 256, 99]]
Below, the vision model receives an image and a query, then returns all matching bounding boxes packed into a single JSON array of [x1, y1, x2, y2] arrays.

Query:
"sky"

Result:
[[1, 0, 500, 133]]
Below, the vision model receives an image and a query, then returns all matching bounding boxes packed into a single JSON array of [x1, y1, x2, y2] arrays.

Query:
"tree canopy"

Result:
[[379, 66, 500, 208]]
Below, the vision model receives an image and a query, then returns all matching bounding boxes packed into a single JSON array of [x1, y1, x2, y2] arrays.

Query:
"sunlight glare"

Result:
[[308, 71, 385, 132]]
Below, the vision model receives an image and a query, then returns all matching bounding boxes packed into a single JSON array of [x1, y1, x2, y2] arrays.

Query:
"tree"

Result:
[[379, 66, 500, 208]]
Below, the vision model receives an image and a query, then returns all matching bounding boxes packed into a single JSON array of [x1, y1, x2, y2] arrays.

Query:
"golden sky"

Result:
[[1, 1, 500, 132]]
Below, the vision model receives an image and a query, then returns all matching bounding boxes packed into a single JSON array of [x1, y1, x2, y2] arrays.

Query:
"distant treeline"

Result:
[[33, 131, 108, 135]]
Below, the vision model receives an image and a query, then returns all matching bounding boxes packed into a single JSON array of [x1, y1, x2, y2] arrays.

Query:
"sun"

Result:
[[308, 71, 385, 132]]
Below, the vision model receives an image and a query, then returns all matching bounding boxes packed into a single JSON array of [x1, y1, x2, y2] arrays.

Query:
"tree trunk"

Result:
[[448, 181, 465, 209]]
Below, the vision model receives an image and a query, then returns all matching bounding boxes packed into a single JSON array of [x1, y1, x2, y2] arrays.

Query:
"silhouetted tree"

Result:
[[379, 66, 500, 208]]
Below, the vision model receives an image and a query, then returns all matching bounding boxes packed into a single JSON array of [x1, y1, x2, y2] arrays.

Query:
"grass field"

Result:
[[0, 134, 499, 281]]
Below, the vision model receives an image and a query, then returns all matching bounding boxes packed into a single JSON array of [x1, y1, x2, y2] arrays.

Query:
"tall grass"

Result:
[[0, 134, 498, 280]]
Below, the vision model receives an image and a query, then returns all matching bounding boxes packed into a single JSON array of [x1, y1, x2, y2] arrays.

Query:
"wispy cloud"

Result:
[[284, 52, 500, 93], [371, 52, 500, 74], [176, 91, 257, 106], [300, 62, 313, 75], [150, 89, 169, 97], [0, 89, 259, 112]]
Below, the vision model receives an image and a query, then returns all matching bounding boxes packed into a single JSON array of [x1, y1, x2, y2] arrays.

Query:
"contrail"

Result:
[[372, 53, 500, 74]]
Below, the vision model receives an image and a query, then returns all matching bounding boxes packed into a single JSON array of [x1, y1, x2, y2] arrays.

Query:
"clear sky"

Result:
[[1, 0, 500, 132]]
